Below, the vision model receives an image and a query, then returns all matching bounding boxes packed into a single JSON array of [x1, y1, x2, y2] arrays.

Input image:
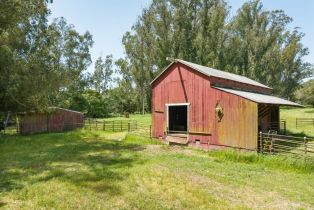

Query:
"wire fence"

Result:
[[259, 132, 314, 156]]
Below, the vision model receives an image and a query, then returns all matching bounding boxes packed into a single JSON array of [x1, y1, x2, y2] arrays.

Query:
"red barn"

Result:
[[18, 107, 83, 135], [151, 59, 300, 150]]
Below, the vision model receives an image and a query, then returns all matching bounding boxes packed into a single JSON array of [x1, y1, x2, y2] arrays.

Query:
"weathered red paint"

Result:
[[18, 108, 83, 135], [152, 62, 268, 150]]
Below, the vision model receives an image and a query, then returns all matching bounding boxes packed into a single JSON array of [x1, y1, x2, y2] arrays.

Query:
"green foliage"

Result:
[[209, 149, 314, 173], [120, 0, 313, 112], [0, 1, 93, 113], [295, 80, 314, 107]]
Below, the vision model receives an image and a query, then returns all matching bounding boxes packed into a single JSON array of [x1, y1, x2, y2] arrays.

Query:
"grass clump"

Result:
[[209, 149, 314, 173]]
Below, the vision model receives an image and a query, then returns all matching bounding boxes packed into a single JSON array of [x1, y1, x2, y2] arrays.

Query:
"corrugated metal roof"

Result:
[[214, 87, 302, 107], [176, 59, 271, 89]]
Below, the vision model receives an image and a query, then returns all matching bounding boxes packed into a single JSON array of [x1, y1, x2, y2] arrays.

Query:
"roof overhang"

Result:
[[214, 87, 302, 107]]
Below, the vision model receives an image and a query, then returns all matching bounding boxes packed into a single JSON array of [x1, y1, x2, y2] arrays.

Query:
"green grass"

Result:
[[281, 107, 314, 137], [0, 130, 314, 209], [102, 114, 152, 126]]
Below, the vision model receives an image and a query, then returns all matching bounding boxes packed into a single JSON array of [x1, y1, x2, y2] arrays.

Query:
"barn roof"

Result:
[[214, 87, 302, 107], [151, 59, 271, 89]]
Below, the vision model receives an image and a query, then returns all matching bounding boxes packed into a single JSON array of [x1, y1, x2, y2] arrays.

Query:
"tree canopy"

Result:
[[0, 0, 313, 117], [121, 0, 313, 112], [295, 80, 314, 107]]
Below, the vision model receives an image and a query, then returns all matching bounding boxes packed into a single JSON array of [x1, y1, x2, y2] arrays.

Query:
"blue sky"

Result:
[[49, 0, 314, 73]]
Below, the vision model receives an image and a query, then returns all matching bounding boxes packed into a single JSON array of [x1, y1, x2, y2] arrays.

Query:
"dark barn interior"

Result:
[[168, 105, 187, 133], [258, 104, 280, 133]]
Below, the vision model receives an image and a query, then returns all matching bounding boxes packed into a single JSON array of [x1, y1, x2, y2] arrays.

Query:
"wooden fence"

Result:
[[84, 118, 152, 138], [296, 118, 314, 128], [259, 132, 314, 156], [269, 120, 287, 134], [84, 119, 137, 132]]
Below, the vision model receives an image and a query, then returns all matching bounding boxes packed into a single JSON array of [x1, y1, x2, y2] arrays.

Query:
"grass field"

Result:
[[0, 108, 313, 209], [281, 107, 314, 137]]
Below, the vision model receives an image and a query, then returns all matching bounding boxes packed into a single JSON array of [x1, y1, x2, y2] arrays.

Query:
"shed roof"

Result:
[[214, 87, 302, 107], [151, 59, 271, 89]]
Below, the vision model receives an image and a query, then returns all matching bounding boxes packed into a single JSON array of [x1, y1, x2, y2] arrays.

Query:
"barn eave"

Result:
[[214, 87, 302, 107]]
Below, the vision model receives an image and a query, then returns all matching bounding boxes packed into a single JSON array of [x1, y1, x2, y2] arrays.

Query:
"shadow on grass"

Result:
[[0, 131, 146, 195]]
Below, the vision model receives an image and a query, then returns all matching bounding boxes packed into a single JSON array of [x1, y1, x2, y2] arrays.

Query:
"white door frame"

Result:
[[166, 103, 190, 134]]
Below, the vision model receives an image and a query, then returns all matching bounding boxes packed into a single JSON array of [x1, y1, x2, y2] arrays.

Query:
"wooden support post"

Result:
[[128, 122, 130, 132], [270, 135, 273, 154], [304, 137, 307, 155], [259, 132, 263, 153], [96, 120, 98, 130], [284, 120, 286, 135], [103, 121, 106, 131]]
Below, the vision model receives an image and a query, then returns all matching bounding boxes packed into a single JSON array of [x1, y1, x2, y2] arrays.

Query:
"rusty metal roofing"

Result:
[[214, 87, 302, 107], [177, 59, 271, 89]]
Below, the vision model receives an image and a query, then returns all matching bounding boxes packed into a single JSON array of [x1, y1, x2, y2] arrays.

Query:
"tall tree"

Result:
[[0, 1, 94, 112], [92, 55, 113, 93], [295, 79, 314, 107], [121, 0, 313, 112]]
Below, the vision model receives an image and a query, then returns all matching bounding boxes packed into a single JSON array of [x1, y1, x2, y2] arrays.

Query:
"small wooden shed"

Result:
[[18, 107, 83, 135], [151, 59, 301, 150]]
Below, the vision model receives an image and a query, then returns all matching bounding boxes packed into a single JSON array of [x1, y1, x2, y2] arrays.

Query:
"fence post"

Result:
[[128, 122, 130, 132], [96, 120, 98, 130], [284, 120, 286, 135], [304, 137, 307, 155], [270, 135, 273, 154], [103, 121, 105, 131], [259, 132, 263, 153]]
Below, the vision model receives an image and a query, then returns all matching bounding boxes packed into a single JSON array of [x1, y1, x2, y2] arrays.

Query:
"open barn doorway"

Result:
[[167, 104, 188, 134]]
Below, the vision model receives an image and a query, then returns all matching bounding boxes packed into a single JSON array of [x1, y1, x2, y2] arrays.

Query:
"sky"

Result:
[[49, 0, 314, 74]]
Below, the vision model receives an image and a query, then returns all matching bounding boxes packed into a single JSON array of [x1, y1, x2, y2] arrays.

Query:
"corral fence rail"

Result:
[[269, 119, 287, 135], [259, 132, 314, 156], [84, 118, 152, 137], [296, 118, 314, 128]]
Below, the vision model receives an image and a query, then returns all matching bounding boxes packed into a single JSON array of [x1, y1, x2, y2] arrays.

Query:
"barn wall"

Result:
[[210, 77, 271, 94], [152, 63, 212, 144], [152, 63, 259, 149], [210, 88, 258, 150], [18, 108, 83, 135]]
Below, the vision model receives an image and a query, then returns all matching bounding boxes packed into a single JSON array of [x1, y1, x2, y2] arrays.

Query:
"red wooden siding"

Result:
[[210, 77, 271, 94], [18, 108, 83, 135], [152, 62, 259, 150]]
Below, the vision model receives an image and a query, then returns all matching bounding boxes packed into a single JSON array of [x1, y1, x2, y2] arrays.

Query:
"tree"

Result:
[[121, 0, 313, 113], [224, 0, 312, 98], [0, 1, 94, 112], [295, 80, 314, 107], [92, 55, 113, 93]]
